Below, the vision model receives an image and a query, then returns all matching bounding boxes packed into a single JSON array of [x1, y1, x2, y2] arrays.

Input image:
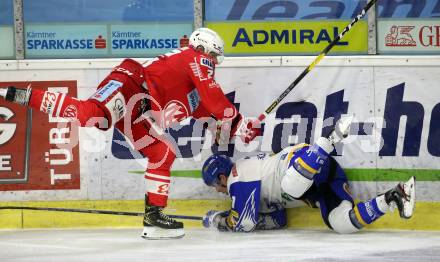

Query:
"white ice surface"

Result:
[[0, 228, 439, 262]]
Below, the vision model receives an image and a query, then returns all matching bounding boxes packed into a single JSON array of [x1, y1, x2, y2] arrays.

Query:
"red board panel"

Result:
[[0, 81, 80, 190]]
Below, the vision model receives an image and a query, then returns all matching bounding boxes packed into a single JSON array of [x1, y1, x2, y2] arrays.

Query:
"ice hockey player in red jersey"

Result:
[[0, 28, 260, 239]]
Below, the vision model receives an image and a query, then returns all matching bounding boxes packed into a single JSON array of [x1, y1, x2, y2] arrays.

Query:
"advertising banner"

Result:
[[0, 26, 14, 59], [206, 0, 365, 20], [110, 23, 193, 57], [378, 19, 440, 54], [0, 81, 80, 191], [23, 0, 193, 23], [207, 20, 368, 55], [25, 23, 193, 59], [377, 1, 440, 18], [25, 25, 108, 58], [205, 0, 440, 21]]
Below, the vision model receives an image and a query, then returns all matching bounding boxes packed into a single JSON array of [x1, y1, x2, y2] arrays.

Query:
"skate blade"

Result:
[[402, 176, 416, 219], [141, 227, 185, 240], [329, 115, 354, 143], [336, 115, 353, 137]]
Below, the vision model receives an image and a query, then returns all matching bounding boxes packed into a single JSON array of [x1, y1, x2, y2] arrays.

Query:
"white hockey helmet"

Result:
[[189, 27, 225, 64]]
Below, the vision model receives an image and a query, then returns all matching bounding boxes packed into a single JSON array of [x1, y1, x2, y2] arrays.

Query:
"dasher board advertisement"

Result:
[[378, 19, 440, 54], [0, 81, 80, 191]]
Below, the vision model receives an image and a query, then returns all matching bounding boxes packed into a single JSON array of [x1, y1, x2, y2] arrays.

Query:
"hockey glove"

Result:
[[233, 117, 261, 143], [216, 114, 261, 145], [203, 210, 230, 230]]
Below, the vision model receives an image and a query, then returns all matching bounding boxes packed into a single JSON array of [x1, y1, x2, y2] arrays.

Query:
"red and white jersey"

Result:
[[144, 47, 238, 128]]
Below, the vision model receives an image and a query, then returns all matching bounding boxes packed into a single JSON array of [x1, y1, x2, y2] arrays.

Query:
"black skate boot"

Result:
[[385, 176, 416, 219], [141, 198, 184, 240], [0, 86, 32, 106]]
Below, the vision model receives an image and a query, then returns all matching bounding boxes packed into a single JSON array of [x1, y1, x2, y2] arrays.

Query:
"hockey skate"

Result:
[[328, 115, 353, 145], [0, 86, 32, 106], [142, 203, 184, 240], [385, 176, 416, 219]]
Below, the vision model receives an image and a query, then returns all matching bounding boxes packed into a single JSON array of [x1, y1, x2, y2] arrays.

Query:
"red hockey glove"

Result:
[[215, 114, 261, 145], [232, 117, 261, 143]]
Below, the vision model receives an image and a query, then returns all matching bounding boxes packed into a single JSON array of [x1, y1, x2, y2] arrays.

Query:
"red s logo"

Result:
[[158, 184, 169, 194]]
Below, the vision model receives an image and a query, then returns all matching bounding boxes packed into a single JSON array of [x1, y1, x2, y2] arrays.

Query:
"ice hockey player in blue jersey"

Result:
[[202, 117, 416, 233]]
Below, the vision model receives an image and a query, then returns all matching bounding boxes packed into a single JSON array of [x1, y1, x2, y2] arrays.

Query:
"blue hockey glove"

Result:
[[203, 210, 229, 229]]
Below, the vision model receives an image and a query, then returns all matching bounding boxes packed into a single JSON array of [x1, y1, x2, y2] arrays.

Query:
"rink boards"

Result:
[[0, 199, 439, 231], [0, 56, 439, 230]]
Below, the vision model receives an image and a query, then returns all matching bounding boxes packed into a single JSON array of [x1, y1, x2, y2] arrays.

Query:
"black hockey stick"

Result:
[[255, 0, 379, 124], [0, 206, 202, 220]]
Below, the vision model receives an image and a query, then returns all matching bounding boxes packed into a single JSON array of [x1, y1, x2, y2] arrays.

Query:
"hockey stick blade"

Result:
[[0, 206, 202, 220], [256, 0, 379, 123]]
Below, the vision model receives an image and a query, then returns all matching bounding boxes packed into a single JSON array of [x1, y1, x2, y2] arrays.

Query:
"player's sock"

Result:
[[353, 197, 386, 225], [373, 194, 390, 213]]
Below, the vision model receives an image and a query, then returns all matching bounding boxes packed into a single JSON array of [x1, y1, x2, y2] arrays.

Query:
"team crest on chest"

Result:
[[162, 100, 189, 127]]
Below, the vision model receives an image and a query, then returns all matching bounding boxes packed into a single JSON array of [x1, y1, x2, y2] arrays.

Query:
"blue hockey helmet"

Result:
[[202, 154, 233, 186]]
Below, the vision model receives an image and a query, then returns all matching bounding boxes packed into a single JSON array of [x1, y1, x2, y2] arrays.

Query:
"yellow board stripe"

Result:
[[353, 205, 368, 227], [288, 202, 437, 231], [297, 157, 318, 174], [0, 200, 230, 229], [0, 200, 439, 231]]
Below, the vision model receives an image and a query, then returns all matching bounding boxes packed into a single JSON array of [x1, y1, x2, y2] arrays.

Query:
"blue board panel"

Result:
[[23, 0, 193, 23], [0, 0, 13, 25], [205, 0, 440, 21]]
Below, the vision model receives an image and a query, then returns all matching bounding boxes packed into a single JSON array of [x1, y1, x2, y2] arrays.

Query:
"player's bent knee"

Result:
[[281, 166, 314, 198], [328, 200, 361, 234]]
